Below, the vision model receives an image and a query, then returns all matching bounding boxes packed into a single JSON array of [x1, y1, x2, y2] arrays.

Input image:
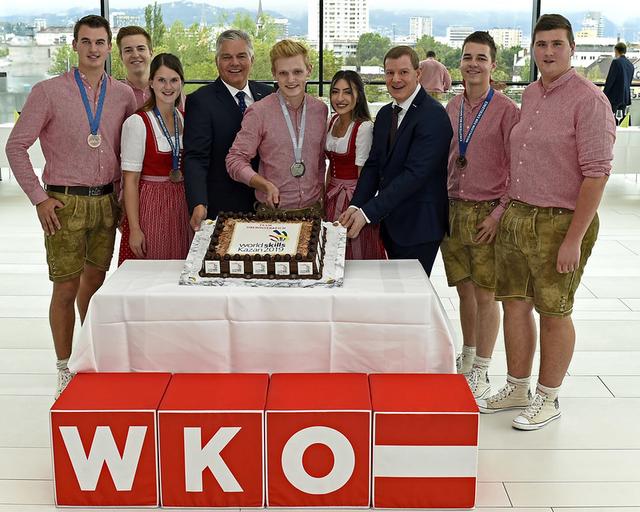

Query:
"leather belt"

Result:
[[45, 183, 114, 197]]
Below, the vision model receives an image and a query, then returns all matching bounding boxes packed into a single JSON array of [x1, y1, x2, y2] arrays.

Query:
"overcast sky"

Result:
[[9, 0, 640, 25]]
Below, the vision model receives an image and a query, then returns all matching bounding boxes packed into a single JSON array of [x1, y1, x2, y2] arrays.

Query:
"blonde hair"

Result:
[[270, 40, 311, 72]]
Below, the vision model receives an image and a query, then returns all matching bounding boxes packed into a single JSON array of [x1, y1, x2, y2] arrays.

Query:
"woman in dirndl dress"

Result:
[[325, 70, 386, 259], [118, 53, 192, 265]]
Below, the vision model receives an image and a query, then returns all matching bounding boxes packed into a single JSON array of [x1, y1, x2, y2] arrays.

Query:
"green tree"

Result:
[[495, 45, 521, 81], [514, 57, 531, 82], [145, 1, 166, 49], [110, 49, 126, 79], [415, 35, 461, 70], [356, 33, 391, 67], [48, 44, 78, 75], [344, 55, 357, 67]]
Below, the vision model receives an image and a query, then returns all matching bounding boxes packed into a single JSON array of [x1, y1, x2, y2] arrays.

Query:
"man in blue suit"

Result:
[[184, 30, 273, 230], [603, 42, 635, 121], [339, 46, 452, 276]]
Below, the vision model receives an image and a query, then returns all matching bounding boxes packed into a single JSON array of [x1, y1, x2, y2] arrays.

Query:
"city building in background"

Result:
[[488, 28, 523, 48], [308, 0, 368, 58], [577, 11, 605, 38], [409, 16, 433, 41], [33, 19, 47, 32], [111, 12, 141, 30], [273, 18, 289, 40], [447, 26, 474, 48]]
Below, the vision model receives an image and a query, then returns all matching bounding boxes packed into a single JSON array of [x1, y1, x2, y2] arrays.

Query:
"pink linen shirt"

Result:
[[226, 92, 328, 209], [508, 69, 616, 210], [6, 69, 137, 205], [124, 78, 150, 109], [445, 89, 519, 220], [419, 58, 452, 93]]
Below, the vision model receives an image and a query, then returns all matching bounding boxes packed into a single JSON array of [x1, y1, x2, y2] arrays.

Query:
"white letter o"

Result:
[[281, 426, 355, 495]]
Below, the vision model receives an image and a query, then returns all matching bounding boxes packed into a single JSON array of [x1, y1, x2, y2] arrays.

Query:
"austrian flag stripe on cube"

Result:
[[373, 413, 478, 508]]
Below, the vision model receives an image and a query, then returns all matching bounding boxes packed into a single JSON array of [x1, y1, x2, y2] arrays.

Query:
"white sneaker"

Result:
[[477, 380, 531, 413], [456, 352, 474, 374], [465, 366, 491, 399], [512, 392, 561, 430], [55, 369, 74, 400]]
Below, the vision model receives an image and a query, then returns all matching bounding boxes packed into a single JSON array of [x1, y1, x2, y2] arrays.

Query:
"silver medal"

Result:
[[87, 134, 102, 148]]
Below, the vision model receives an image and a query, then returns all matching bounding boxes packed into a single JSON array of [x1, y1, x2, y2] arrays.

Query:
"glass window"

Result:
[[0, 3, 102, 123], [318, 0, 533, 105], [108, 0, 314, 92], [540, 1, 640, 84]]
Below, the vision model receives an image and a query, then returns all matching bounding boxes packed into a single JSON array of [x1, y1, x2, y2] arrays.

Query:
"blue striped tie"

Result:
[[236, 91, 247, 115]]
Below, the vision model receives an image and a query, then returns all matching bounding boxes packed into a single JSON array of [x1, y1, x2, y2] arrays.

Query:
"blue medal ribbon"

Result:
[[458, 88, 494, 161], [153, 107, 180, 171], [74, 68, 107, 137]]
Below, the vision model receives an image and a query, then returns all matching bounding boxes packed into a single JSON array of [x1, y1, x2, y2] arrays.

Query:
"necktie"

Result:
[[236, 91, 247, 115], [388, 105, 402, 149]]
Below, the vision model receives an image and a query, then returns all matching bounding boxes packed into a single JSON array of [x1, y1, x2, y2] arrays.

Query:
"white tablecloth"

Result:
[[613, 127, 640, 174], [69, 260, 456, 374]]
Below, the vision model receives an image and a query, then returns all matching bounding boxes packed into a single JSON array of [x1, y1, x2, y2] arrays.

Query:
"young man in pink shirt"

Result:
[[5, 15, 137, 399], [441, 32, 519, 398], [477, 14, 616, 430], [226, 40, 327, 214]]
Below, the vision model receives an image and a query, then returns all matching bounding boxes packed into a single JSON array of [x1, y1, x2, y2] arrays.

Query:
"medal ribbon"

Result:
[[458, 87, 494, 161], [278, 91, 306, 164], [153, 107, 180, 171], [74, 68, 107, 137]]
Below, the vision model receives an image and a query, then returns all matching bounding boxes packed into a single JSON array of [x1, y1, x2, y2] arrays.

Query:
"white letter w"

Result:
[[59, 426, 147, 491]]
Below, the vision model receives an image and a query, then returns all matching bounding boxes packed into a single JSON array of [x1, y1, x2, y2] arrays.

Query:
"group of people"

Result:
[[5, 13, 616, 432]]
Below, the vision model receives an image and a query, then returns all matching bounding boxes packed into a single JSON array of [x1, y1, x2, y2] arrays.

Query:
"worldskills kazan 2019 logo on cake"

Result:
[[230, 222, 301, 255], [269, 229, 288, 244]]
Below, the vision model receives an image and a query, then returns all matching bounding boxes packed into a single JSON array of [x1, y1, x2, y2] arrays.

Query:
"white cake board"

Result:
[[179, 219, 347, 288]]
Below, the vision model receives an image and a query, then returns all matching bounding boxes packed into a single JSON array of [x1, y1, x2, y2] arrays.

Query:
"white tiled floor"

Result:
[[0, 174, 639, 509]]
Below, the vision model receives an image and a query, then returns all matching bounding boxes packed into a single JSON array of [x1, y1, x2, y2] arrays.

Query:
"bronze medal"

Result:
[[87, 134, 102, 148], [456, 155, 467, 169], [169, 169, 182, 183], [290, 162, 306, 178]]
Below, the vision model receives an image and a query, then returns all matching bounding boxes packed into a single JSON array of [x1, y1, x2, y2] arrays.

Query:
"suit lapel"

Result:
[[215, 78, 243, 119], [248, 81, 265, 101]]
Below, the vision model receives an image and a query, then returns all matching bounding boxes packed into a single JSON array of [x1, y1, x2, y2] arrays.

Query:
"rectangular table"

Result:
[[69, 260, 456, 374], [613, 126, 640, 174]]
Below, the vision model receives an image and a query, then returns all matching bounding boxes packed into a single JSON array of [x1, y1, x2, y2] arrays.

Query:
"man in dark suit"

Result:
[[339, 46, 452, 276], [603, 42, 635, 121], [184, 29, 273, 230]]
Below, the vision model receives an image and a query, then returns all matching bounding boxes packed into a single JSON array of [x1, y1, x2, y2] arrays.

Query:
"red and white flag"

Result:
[[373, 411, 478, 508]]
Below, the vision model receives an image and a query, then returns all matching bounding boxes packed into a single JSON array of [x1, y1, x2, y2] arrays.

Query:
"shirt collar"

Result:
[[74, 67, 107, 88], [222, 80, 253, 101], [124, 77, 149, 92], [463, 86, 491, 108], [538, 67, 576, 92], [393, 84, 421, 111]]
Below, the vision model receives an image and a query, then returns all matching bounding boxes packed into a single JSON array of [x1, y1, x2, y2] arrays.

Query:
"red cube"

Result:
[[158, 373, 269, 508], [50, 372, 171, 507], [265, 373, 371, 508], [369, 374, 478, 509]]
